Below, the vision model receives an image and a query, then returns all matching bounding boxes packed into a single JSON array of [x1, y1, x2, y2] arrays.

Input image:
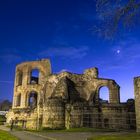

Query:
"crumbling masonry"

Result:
[[6, 59, 136, 130]]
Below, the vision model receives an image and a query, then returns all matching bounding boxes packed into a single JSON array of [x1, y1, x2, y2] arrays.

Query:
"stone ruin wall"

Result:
[[13, 59, 51, 109], [134, 77, 140, 132], [6, 59, 136, 130], [7, 59, 52, 130], [44, 69, 120, 104]]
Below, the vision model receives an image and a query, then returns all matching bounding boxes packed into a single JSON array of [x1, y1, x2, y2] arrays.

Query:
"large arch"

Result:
[[98, 86, 109, 103], [88, 79, 120, 104], [27, 91, 38, 109], [30, 69, 40, 84], [95, 80, 120, 104]]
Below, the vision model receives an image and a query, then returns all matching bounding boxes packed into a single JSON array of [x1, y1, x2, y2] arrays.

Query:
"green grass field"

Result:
[[87, 133, 140, 140], [0, 130, 19, 140]]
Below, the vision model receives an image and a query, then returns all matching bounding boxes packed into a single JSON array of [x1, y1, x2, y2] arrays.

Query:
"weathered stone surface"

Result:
[[134, 77, 140, 132], [6, 59, 136, 130]]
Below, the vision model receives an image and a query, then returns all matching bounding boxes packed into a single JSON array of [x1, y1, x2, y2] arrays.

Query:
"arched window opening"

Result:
[[16, 94, 21, 107], [17, 72, 23, 86], [28, 92, 38, 109], [99, 86, 109, 103], [30, 69, 39, 84]]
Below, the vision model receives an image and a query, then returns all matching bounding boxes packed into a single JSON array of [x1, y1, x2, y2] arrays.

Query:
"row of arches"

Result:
[[15, 91, 38, 108], [16, 69, 40, 86]]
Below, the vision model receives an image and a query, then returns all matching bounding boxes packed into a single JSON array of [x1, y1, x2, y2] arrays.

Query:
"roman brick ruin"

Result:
[[6, 59, 136, 130]]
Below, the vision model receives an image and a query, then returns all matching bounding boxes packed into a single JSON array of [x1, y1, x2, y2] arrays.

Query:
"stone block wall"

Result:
[[42, 98, 65, 129], [6, 59, 136, 131], [134, 77, 140, 132]]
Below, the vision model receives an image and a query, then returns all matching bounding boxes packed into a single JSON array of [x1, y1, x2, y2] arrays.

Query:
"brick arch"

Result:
[[95, 81, 120, 104], [29, 68, 40, 84], [95, 84, 111, 103], [26, 90, 38, 109], [98, 86, 109, 102], [88, 80, 120, 104]]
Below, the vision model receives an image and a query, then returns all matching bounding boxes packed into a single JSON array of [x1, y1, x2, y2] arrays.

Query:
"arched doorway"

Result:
[[28, 91, 38, 109]]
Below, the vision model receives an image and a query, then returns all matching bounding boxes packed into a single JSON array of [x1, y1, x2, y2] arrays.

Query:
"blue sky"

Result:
[[0, 0, 140, 102]]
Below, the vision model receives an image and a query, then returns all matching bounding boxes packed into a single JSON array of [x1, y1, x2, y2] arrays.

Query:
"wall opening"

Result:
[[17, 72, 23, 86], [28, 92, 38, 109], [99, 86, 109, 103], [16, 93, 21, 107], [30, 69, 39, 84]]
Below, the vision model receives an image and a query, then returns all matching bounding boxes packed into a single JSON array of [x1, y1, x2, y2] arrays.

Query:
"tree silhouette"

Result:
[[95, 0, 140, 39]]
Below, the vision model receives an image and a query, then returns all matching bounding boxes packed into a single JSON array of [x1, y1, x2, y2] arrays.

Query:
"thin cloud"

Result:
[[39, 45, 89, 59], [0, 81, 13, 84], [0, 54, 22, 63]]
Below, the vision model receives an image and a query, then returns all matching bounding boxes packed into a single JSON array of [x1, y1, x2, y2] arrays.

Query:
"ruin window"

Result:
[[17, 71, 23, 86], [28, 92, 38, 109], [16, 94, 21, 107], [30, 69, 39, 84], [99, 86, 109, 103]]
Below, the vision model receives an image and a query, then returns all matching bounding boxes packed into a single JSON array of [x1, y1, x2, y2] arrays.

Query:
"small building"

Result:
[[6, 59, 136, 130]]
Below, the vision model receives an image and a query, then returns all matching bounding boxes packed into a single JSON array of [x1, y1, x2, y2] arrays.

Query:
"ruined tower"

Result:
[[13, 59, 51, 109]]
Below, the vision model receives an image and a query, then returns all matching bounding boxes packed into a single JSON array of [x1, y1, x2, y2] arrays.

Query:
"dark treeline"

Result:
[[0, 100, 12, 111]]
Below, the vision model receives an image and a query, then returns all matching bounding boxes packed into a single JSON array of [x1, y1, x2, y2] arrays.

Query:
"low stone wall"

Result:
[[65, 103, 136, 130]]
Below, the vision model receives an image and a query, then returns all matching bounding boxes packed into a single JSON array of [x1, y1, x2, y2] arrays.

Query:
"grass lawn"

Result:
[[87, 133, 140, 140], [0, 130, 19, 140]]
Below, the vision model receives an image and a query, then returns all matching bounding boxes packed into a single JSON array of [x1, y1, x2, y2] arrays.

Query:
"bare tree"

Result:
[[95, 0, 140, 39]]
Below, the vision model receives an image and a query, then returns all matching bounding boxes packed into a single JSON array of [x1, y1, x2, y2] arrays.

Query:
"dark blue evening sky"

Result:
[[0, 0, 140, 102]]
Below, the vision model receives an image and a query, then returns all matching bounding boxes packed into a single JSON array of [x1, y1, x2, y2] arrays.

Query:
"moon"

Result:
[[116, 50, 120, 54]]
